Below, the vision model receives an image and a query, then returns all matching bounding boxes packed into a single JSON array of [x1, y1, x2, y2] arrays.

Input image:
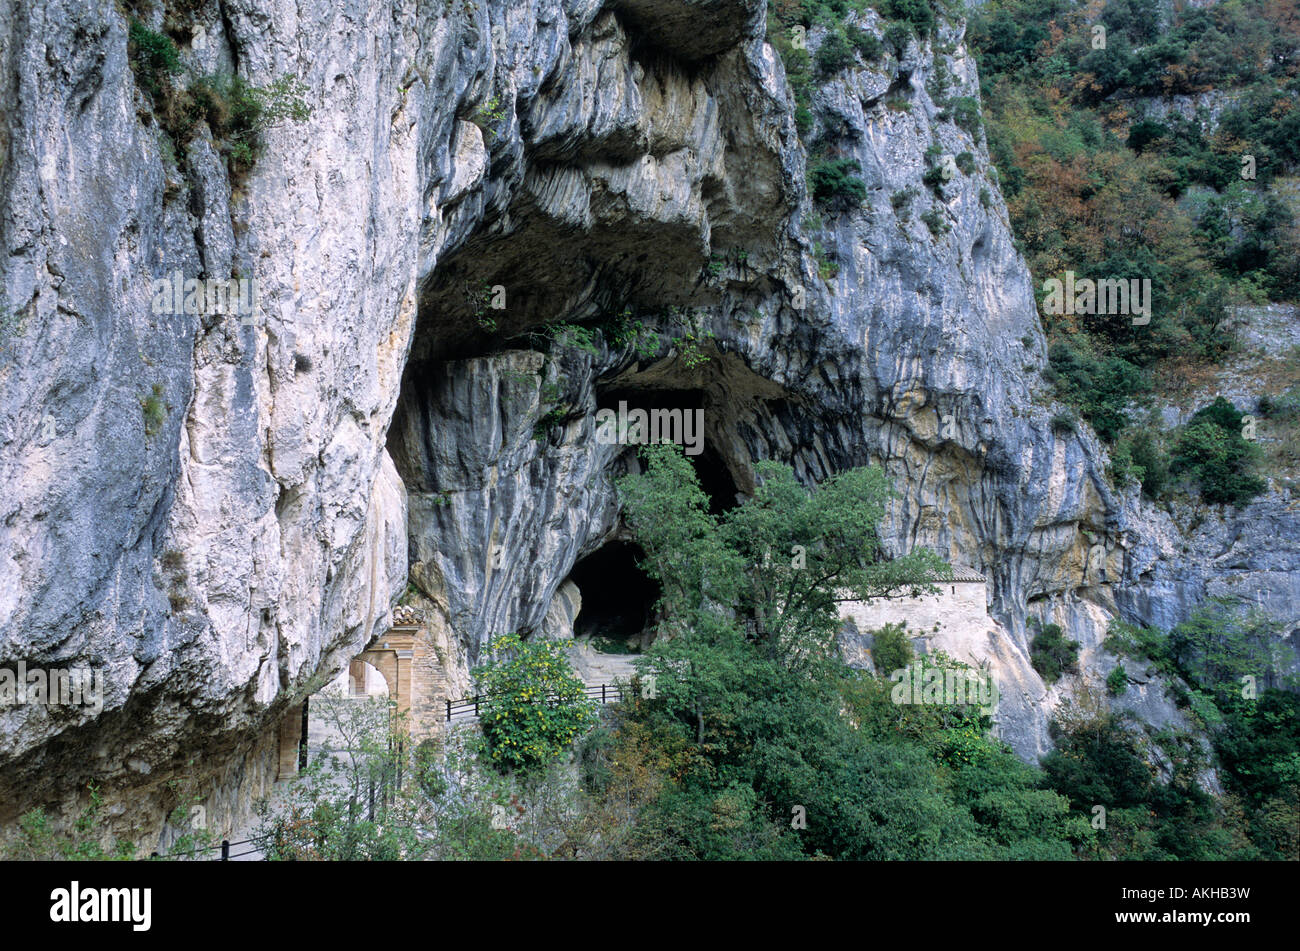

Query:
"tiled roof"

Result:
[[946, 566, 986, 583], [392, 604, 423, 625]]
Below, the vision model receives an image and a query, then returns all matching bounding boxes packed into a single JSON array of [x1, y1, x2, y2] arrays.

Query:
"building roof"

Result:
[[392, 604, 423, 625], [946, 566, 986, 583]]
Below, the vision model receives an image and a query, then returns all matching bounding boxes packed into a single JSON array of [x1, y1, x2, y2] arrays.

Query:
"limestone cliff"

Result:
[[0, 0, 1293, 840]]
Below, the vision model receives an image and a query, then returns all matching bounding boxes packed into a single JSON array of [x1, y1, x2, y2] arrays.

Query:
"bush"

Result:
[[1126, 119, 1169, 154], [1049, 411, 1077, 436], [127, 20, 182, 97], [1, 782, 135, 861], [871, 621, 913, 674], [948, 97, 983, 137], [814, 241, 839, 280], [815, 29, 856, 76], [883, 21, 914, 54], [1169, 398, 1266, 506], [955, 151, 976, 174], [1045, 341, 1148, 444], [473, 633, 598, 772], [890, 186, 917, 217], [809, 158, 867, 209], [140, 384, 167, 436], [180, 73, 311, 176], [920, 206, 950, 237], [1106, 665, 1129, 696], [126, 22, 312, 181], [1128, 428, 1169, 498], [1258, 387, 1300, 421], [882, 0, 937, 38], [846, 25, 884, 61], [1029, 620, 1080, 685], [794, 104, 814, 135], [1109, 428, 1167, 496]]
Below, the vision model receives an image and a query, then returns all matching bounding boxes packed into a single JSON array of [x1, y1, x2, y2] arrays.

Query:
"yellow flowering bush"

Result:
[[472, 633, 597, 771]]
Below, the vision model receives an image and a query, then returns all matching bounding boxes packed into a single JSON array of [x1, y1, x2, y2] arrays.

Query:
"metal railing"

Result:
[[445, 682, 632, 722], [150, 837, 259, 861]]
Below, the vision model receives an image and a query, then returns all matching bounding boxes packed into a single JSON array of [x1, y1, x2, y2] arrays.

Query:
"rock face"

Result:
[[0, 0, 1293, 839]]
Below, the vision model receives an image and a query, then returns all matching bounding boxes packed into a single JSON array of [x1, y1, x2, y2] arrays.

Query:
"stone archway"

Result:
[[352, 606, 444, 738], [274, 607, 444, 782]]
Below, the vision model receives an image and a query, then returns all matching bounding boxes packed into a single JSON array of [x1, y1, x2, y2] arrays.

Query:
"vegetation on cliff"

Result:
[[969, 0, 1300, 506]]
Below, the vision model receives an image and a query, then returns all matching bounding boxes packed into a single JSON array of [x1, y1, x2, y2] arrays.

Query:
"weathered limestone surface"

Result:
[[0, 0, 1294, 840]]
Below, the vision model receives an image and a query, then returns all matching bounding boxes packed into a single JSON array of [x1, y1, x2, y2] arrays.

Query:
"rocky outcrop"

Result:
[[1, 0, 1293, 841]]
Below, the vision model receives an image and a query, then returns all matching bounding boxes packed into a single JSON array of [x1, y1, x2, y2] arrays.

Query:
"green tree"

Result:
[[473, 633, 598, 772], [1029, 620, 1079, 684], [1170, 399, 1266, 506], [871, 621, 913, 674], [619, 446, 948, 745], [611, 446, 1076, 861]]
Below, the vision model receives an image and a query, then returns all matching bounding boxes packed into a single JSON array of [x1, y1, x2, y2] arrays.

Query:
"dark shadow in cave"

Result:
[[691, 445, 741, 516], [568, 542, 660, 648], [596, 386, 741, 514]]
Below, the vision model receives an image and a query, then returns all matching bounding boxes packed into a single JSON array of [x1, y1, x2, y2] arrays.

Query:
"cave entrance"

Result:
[[691, 445, 740, 516], [597, 386, 741, 514], [568, 542, 659, 651]]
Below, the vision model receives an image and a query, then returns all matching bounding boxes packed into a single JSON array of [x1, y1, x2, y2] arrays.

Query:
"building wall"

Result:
[[839, 580, 992, 670], [408, 628, 449, 738]]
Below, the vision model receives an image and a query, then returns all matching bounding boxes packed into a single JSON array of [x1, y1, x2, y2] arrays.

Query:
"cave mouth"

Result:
[[597, 386, 741, 514], [568, 542, 660, 651]]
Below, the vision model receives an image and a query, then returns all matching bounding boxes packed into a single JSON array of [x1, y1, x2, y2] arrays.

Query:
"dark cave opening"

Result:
[[691, 445, 741, 515], [597, 386, 741, 514], [568, 542, 660, 648]]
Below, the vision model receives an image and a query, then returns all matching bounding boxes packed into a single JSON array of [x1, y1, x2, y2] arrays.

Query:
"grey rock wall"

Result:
[[0, 0, 1293, 838]]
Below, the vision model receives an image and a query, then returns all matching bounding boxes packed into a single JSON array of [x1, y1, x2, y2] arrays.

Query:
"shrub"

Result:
[[1104, 619, 1175, 678], [883, 21, 914, 54], [1045, 341, 1148, 444], [890, 186, 917, 216], [882, 0, 937, 38], [955, 151, 976, 174], [948, 96, 982, 137], [815, 29, 856, 76], [885, 91, 912, 113], [184, 73, 311, 176], [1108, 438, 1140, 487], [1128, 429, 1168, 498], [127, 20, 182, 97], [127, 24, 311, 181], [846, 25, 884, 61], [871, 621, 913, 674], [794, 104, 814, 135], [140, 384, 167, 436], [2, 782, 135, 861], [1126, 119, 1169, 154], [1170, 398, 1266, 506], [1106, 665, 1129, 697], [920, 206, 950, 237], [1029, 620, 1080, 685], [1259, 387, 1300, 421], [814, 241, 839, 280], [1049, 411, 1077, 436], [809, 158, 867, 209], [473, 633, 598, 772]]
